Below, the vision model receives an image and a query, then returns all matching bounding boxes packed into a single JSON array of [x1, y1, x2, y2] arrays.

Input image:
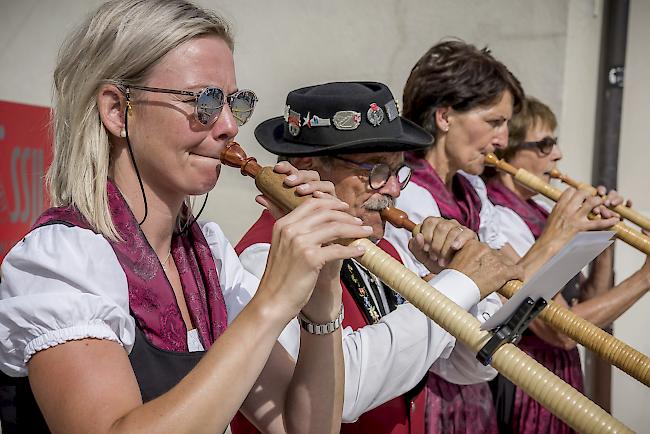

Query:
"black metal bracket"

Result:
[[476, 296, 548, 366]]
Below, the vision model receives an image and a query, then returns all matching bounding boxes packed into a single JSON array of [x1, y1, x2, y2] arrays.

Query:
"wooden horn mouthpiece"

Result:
[[380, 207, 418, 233], [485, 153, 518, 176], [549, 168, 564, 181], [221, 142, 262, 177], [550, 169, 593, 192]]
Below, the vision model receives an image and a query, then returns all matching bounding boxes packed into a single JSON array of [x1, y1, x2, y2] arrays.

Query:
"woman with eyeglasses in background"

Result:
[[0, 1, 369, 433], [484, 96, 650, 434]]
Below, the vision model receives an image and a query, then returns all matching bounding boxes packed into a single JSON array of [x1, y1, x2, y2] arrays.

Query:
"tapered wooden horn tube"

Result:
[[221, 142, 633, 433], [549, 168, 650, 231], [486, 153, 650, 255], [381, 206, 650, 387]]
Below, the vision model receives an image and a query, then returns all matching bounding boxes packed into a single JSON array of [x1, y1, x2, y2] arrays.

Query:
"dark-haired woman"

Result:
[[385, 40, 619, 434]]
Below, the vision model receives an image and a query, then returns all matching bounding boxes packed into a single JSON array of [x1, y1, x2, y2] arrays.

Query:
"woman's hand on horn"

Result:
[[593, 186, 630, 219], [257, 174, 372, 322], [542, 187, 620, 245]]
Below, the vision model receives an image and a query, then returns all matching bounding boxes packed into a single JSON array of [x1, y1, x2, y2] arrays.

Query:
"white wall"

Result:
[[1, 0, 648, 430], [612, 0, 650, 430], [0, 0, 572, 240], [560, 0, 603, 185]]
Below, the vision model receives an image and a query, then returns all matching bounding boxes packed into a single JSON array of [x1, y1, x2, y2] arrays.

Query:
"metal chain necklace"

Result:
[[161, 251, 172, 272]]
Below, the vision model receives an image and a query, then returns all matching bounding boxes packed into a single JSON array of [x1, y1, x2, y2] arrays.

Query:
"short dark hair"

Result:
[[403, 40, 524, 142]]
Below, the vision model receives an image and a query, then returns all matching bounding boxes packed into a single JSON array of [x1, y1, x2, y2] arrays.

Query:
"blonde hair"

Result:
[[48, 0, 233, 239]]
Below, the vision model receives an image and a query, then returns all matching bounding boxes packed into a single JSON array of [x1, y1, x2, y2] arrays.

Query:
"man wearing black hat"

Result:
[[231, 82, 521, 434]]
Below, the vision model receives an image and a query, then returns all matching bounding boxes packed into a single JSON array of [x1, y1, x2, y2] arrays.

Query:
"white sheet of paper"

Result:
[[480, 231, 615, 331]]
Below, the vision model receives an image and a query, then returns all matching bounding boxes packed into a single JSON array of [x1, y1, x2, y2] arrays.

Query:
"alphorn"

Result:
[[220, 142, 632, 433], [550, 168, 650, 232], [380, 206, 650, 387], [485, 153, 650, 255]]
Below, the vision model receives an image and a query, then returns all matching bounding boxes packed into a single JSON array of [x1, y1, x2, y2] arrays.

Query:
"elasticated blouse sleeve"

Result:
[[0, 224, 135, 377]]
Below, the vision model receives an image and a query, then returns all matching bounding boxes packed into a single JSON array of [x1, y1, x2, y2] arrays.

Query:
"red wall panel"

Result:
[[0, 100, 53, 261]]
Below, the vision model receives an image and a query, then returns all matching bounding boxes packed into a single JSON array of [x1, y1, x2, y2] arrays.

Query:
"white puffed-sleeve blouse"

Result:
[[0, 221, 260, 377]]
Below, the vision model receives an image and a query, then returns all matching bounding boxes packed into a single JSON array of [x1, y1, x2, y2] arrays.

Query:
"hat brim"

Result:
[[254, 116, 433, 157]]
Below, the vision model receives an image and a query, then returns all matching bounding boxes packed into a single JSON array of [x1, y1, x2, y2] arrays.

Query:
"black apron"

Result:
[[12, 322, 204, 433]]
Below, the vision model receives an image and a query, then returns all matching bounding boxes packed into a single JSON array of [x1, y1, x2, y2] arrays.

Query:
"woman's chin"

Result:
[[196, 165, 221, 192], [463, 163, 484, 176], [185, 175, 218, 196]]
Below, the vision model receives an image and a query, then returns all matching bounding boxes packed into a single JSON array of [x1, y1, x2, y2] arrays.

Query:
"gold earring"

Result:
[[120, 129, 126, 138]]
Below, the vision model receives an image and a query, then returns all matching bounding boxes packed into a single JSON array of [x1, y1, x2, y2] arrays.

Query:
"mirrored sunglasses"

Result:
[[125, 84, 258, 127], [520, 136, 557, 155]]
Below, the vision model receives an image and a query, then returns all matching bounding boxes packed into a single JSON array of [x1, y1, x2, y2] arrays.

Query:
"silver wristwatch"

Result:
[[298, 304, 345, 335]]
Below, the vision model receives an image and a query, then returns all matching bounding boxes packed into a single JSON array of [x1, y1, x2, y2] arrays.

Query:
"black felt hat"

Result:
[[254, 81, 433, 156]]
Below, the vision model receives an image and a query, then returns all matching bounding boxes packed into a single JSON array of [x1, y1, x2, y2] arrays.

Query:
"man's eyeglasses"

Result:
[[331, 156, 412, 190], [124, 84, 258, 127], [519, 136, 557, 155]]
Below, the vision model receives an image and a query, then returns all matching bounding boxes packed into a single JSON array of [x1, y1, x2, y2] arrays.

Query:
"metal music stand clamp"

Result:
[[476, 296, 548, 366]]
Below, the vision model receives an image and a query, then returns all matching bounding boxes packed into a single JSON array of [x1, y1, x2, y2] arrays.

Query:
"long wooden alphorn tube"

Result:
[[220, 142, 632, 433], [549, 168, 650, 231], [380, 206, 650, 387], [485, 153, 650, 255]]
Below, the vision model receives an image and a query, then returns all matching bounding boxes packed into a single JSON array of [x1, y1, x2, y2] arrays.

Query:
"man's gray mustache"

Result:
[[362, 195, 394, 211]]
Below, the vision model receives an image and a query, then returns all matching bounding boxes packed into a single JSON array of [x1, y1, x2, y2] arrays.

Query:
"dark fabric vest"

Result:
[[231, 210, 427, 434], [13, 321, 204, 433]]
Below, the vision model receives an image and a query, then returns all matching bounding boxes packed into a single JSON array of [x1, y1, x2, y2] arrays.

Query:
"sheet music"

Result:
[[480, 231, 615, 330]]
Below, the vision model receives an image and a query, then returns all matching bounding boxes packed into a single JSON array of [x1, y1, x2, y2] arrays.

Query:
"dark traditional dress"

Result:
[[400, 154, 499, 434], [487, 179, 583, 434]]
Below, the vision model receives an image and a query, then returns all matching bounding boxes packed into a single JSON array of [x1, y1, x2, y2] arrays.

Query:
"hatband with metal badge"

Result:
[[385, 99, 399, 122], [367, 102, 384, 127], [309, 114, 331, 127], [287, 109, 301, 136], [332, 110, 362, 130]]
